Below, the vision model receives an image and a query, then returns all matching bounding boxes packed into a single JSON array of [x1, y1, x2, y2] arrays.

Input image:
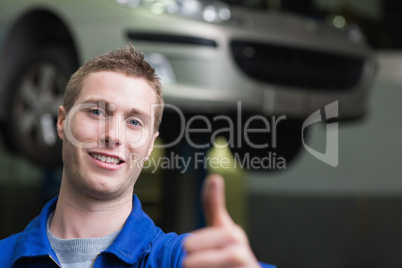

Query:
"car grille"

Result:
[[230, 40, 365, 91]]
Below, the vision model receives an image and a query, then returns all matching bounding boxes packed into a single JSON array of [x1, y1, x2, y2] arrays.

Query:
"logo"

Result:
[[63, 100, 339, 170], [302, 101, 339, 167]]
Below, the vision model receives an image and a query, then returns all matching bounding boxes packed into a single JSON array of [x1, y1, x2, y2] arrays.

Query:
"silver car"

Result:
[[0, 0, 376, 168]]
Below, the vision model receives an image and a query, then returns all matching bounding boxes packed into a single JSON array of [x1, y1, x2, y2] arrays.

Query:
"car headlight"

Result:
[[144, 53, 177, 86], [114, 0, 232, 23]]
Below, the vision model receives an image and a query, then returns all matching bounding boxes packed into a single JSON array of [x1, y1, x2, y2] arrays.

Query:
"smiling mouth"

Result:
[[90, 153, 123, 165]]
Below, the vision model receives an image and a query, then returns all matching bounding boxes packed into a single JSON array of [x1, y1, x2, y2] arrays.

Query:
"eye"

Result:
[[128, 119, 141, 127], [90, 109, 104, 117]]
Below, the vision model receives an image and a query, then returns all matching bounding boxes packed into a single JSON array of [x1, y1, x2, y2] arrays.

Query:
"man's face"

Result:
[[57, 71, 158, 200]]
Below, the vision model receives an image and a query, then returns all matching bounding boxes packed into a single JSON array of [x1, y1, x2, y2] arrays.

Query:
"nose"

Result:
[[100, 115, 124, 148]]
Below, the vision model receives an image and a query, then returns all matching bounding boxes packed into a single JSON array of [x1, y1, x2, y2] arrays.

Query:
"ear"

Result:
[[57, 106, 66, 140], [145, 131, 159, 161]]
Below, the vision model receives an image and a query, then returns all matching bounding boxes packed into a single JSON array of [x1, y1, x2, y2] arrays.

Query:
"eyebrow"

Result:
[[81, 98, 151, 120]]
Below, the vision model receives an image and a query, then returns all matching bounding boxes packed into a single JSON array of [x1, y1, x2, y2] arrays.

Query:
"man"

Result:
[[0, 45, 275, 267]]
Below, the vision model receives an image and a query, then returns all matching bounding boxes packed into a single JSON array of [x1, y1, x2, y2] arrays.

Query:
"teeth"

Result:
[[91, 154, 121, 165]]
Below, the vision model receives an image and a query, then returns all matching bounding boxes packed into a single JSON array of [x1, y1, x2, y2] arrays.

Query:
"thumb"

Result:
[[202, 174, 234, 227]]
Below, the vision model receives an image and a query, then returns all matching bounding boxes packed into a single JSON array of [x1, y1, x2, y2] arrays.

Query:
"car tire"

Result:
[[224, 117, 306, 172], [4, 46, 77, 167], [159, 111, 305, 172]]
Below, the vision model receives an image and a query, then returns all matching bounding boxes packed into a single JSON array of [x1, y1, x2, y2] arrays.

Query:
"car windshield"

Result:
[[208, 0, 321, 17], [205, 0, 269, 9]]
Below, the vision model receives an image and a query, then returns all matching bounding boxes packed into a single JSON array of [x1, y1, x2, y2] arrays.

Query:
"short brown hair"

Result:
[[63, 44, 164, 131]]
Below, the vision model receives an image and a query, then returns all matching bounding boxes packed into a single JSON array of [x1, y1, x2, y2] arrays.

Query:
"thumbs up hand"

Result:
[[183, 174, 260, 268]]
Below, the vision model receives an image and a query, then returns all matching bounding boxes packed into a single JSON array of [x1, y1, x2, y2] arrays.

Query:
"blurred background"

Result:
[[0, 0, 402, 267]]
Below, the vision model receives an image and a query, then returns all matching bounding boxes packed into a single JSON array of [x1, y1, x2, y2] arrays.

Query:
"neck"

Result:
[[50, 176, 132, 239]]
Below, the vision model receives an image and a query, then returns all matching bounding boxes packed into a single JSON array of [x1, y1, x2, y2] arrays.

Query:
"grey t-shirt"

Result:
[[46, 212, 120, 268]]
